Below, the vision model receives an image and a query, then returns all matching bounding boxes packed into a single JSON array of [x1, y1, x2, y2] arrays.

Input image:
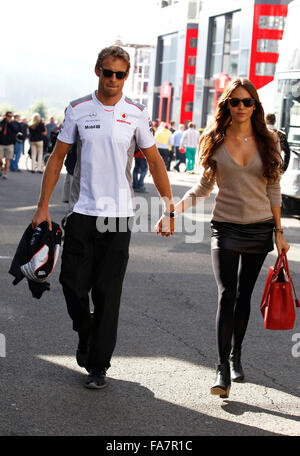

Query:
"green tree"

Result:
[[0, 103, 15, 116], [30, 100, 48, 120]]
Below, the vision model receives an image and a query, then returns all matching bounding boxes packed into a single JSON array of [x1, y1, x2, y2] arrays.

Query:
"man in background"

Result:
[[155, 122, 172, 170], [0, 112, 19, 178], [171, 124, 185, 172], [180, 122, 200, 173], [266, 112, 290, 172]]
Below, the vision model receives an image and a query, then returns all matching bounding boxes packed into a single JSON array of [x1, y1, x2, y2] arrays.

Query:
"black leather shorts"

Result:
[[211, 219, 274, 254]]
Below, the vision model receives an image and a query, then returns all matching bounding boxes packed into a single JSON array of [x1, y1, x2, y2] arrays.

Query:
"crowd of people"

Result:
[[0, 112, 58, 178], [132, 119, 203, 193]]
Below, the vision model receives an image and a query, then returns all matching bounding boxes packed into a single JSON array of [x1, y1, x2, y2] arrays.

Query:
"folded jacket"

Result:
[[9, 221, 62, 299]]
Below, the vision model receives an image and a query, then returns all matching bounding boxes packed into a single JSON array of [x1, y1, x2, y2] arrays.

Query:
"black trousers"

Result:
[[158, 148, 170, 170], [211, 248, 267, 364], [173, 146, 186, 171], [59, 212, 131, 371]]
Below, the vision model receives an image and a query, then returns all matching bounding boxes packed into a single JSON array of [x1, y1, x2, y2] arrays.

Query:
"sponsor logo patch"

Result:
[[117, 114, 131, 125], [117, 119, 131, 125], [38, 271, 46, 276]]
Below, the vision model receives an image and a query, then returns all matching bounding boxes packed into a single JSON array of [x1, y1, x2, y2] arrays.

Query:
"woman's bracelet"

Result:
[[274, 227, 284, 234]]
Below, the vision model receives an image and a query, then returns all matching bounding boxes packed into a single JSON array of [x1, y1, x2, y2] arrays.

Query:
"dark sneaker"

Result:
[[84, 369, 107, 389]]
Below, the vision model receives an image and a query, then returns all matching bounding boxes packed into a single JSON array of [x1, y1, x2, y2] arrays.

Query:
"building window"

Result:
[[188, 56, 197, 66], [160, 33, 178, 86], [239, 49, 249, 77], [209, 11, 241, 78], [259, 15, 286, 30], [209, 15, 225, 77], [143, 81, 148, 93], [185, 102, 194, 112], [190, 38, 198, 48], [255, 62, 276, 76], [187, 74, 195, 84], [188, 1, 199, 20], [144, 65, 150, 78], [229, 10, 241, 77], [257, 39, 280, 54], [222, 16, 232, 75]]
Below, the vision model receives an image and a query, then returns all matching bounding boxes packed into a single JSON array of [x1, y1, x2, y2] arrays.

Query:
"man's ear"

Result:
[[95, 66, 101, 77]]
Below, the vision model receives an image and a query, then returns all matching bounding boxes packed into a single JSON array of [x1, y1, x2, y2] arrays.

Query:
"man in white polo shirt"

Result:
[[32, 46, 175, 389], [180, 122, 200, 173]]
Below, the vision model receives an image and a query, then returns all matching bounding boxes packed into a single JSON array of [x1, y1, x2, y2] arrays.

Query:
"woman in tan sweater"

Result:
[[156, 78, 290, 398]]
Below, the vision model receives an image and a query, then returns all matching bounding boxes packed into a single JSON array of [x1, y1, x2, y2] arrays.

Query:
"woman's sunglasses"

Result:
[[228, 98, 256, 108], [100, 67, 128, 80]]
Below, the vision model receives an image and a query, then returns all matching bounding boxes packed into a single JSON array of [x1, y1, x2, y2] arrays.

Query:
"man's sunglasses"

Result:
[[228, 98, 256, 108], [100, 67, 128, 80]]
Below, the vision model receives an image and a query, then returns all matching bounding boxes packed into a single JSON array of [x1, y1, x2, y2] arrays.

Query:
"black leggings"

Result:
[[211, 249, 267, 364]]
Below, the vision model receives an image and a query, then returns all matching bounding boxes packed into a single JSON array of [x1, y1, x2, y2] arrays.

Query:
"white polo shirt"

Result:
[[58, 91, 155, 217], [180, 128, 200, 148]]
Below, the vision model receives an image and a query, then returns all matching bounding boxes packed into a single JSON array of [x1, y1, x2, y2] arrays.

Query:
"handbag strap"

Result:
[[261, 260, 281, 311], [282, 250, 300, 308]]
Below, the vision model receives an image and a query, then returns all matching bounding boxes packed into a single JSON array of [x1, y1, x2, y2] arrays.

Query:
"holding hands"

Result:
[[155, 213, 175, 237]]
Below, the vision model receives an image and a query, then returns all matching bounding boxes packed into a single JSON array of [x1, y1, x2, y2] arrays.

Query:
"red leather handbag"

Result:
[[260, 250, 300, 330]]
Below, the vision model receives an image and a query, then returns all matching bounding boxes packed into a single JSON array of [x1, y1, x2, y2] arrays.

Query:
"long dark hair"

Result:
[[199, 78, 282, 182]]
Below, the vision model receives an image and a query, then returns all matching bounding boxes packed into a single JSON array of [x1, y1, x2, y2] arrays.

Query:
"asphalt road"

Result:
[[0, 158, 299, 438]]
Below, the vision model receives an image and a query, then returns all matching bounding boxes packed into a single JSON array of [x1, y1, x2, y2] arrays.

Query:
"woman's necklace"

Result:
[[226, 133, 254, 142], [238, 135, 253, 142]]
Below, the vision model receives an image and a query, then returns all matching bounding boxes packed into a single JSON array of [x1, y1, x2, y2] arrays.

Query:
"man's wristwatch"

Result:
[[164, 210, 178, 218]]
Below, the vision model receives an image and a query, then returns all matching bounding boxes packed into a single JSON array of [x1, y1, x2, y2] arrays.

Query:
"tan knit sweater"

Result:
[[183, 143, 281, 224]]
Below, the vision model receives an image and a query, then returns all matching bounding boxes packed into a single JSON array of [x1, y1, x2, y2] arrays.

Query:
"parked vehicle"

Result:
[[281, 146, 300, 215], [273, 0, 300, 215]]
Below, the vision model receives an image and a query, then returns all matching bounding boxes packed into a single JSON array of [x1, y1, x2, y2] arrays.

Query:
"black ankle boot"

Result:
[[210, 362, 231, 398], [229, 347, 244, 382]]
